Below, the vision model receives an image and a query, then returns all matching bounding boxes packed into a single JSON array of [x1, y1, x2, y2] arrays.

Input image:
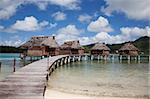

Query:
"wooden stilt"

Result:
[[119, 55, 122, 63], [84, 55, 87, 61], [98, 55, 100, 60], [104, 55, 107, 60], [127, 55, 130, 64], [91, 55, 93, 60], [100, 55, 103, 60], [78, 56, 81, 61]]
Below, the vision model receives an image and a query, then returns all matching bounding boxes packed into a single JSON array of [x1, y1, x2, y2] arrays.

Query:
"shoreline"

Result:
[[45, 89, 148, 99]]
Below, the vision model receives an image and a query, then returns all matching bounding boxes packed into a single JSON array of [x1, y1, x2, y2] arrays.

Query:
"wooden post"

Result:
[[112, 55, 115, 63], [112, 55, 115, 60], [119, 55, 122, 63], [127, 55, 130, 64], [13, 58, 16, 72], [78, 56, 81, 61], [84, 55, 87, 61], [0, 62, 1, 71], [68, 56, 70, 63], [104, 55, 107, 60], [91, 55, 93, 60], [100, 55, 103, 60], [119, 55, 122, 60], [65, 57, 68, 64], [137, 55, 140, 63], [73, 56, 75, 62], [55, 62, 57, 69], [56, 60, 59, 67], [47, 57, 49, 70], [98, 55, 100, 60]]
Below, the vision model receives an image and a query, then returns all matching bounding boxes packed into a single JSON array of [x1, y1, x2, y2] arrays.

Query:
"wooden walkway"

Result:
[[0, 55, 69, 99]]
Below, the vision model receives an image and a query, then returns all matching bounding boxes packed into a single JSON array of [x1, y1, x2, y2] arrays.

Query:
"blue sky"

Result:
[[0, 0, 149, 46]]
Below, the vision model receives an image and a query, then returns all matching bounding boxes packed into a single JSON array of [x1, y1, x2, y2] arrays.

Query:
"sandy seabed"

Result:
[[45, 89, 148, 99]]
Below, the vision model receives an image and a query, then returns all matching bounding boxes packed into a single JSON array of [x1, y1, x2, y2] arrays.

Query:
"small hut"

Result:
[[60, 40, 84, 55], [20, 36, 59, 57], [91, 43, 110, 56], [119, 43, 139, 56]]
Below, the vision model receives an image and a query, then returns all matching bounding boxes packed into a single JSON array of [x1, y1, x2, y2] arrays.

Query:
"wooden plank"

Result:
[[0, 96, 43, 99]]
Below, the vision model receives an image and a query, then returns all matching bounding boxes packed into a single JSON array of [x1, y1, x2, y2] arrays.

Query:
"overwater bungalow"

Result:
[[60, 40, 84, 55], [91, 43, 110, 56], [119, 43, 139, 56], [20, 36, 59, 57]]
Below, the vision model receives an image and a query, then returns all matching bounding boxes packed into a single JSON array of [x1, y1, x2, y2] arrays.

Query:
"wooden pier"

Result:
[[0, 55, 69, 99]]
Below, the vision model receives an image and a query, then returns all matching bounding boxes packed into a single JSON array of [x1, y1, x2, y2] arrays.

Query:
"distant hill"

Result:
[[83, 36, 150, 55], [0, 46, 24, 53]]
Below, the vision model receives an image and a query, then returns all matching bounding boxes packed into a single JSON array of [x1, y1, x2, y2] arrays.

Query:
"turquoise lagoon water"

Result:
[[48, 60, 149, 98], [0, 53, 29, 80]]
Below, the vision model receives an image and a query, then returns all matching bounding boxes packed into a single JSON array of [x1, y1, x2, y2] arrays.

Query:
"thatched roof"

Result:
[[41, 36, 59, 48], [119, 43, 139, 51], [20, 36, 59, 49], [91, 43, 110, 51], [60, 40, 82, 49]]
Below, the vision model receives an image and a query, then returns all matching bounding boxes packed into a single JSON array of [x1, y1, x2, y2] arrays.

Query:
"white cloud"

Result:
[[11, 16, 41, 31], [0, 0, 80, 20], [47, 0, 81, 10], [52, 12, 66, 21], [87, 16, 113, 33], [120, 26, 150, 40], [0, 35, 24, 46], [0, 16, 56, 33], [78, 14, 92, 23], [101, 0, 150, 21], [82, 26, 150, 45], [0, 0, 23, 20], [55, 24, 83, 44]]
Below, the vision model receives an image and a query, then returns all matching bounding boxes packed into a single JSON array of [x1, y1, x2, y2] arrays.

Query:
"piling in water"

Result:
[[0, 62, 1, 71], [13, 58, 16, 72]]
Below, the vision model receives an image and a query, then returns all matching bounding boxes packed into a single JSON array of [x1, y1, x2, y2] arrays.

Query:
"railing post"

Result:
[[55, 62, 57, 69], [13, 58, 16, 72], [47, 57, 49, 70], [66, 57, 68, 64], [68, 56, 70, 63]]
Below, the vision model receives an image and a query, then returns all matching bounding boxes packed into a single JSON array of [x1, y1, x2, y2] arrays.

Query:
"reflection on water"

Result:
[[48, 60, 149, 98]]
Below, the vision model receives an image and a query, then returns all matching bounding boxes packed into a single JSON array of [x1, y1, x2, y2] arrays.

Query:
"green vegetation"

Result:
[[133, 36, 149, 54], [0, 46, 24, 53], [83, 36, 149, 55]]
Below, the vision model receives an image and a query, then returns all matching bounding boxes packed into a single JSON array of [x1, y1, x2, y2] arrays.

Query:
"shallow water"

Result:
[[47, 60, 149, 98], [0, 53, 31, 80]]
